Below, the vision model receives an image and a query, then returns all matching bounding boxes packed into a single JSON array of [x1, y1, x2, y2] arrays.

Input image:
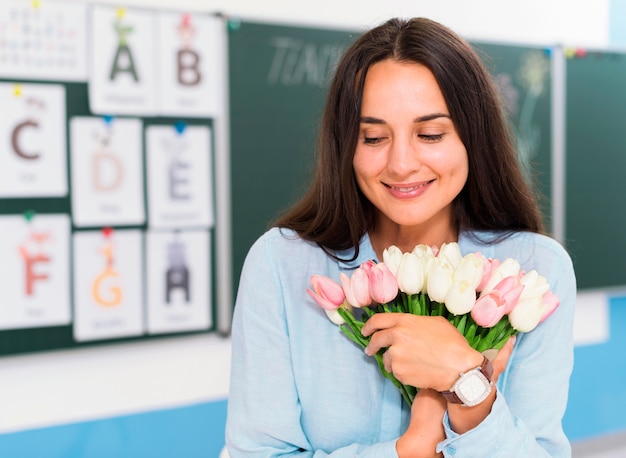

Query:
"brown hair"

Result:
[[274, 17, 544, 260]]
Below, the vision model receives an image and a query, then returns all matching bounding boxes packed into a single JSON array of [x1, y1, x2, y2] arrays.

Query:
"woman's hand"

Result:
[[362, 313, 482, 391], [396, 388, 447, 458], [362, 312, 518, 434]]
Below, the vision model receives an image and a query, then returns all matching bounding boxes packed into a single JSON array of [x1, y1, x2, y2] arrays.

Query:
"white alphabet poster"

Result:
[[73, 229, 144, 342], [0, 83, 67, 197], [146, 125, 214, 229], [70, 116, 145, 227], [88, 5, 157, 115], [0, 214, 71, 330], [157, 12, 222, 117], [146, 229, 211, 334], [0, 1, 87, 81]]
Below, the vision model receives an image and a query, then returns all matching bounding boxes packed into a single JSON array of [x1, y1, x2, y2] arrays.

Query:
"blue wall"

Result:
[[0, 400, 228, 458], [564, 295, 626, 440]]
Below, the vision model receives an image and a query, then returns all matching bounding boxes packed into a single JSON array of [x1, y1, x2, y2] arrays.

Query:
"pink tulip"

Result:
[[492, 275, 525, 314], [539, 291, 560, 323], [472, 276, 524, 326], [475, 254, 501, 292], [307, 275, 345, 311], [362, 260, 398, 304], [471, 292, 507, 327], [340, 268, 371, 308]]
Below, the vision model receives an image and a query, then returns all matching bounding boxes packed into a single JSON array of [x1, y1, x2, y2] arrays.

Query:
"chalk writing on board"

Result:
[[267, 37, 346, 87]]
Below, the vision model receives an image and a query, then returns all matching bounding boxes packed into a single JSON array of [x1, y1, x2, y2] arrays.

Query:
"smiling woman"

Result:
[[226, 17, 575, 458], [353, 60, 469, 255]]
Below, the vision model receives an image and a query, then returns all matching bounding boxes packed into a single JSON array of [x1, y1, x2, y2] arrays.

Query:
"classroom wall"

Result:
[[0, 1, 621, 457]]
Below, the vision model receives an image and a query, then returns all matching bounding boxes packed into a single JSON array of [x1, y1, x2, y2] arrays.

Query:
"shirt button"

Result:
[[446, 446, 457, 455]]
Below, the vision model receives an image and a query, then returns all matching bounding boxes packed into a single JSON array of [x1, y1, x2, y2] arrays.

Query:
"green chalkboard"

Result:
[[228, 20, 356, 294], [228, 23, 556, 297], [471, 42, 554, 229], [565, 51, 626, 289]]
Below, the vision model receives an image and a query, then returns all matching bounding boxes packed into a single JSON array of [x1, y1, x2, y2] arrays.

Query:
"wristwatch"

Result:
[[441, 356, 494, 407]]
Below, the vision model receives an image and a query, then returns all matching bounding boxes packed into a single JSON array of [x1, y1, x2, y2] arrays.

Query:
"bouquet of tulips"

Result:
[[306, 242, 560, 407]]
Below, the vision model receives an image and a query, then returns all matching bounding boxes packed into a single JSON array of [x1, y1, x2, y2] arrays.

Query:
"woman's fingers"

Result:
[[361, 312, 402, 336]]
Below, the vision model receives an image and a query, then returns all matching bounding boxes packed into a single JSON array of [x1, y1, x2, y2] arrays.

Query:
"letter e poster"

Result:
[[146, 125, 214, 229]]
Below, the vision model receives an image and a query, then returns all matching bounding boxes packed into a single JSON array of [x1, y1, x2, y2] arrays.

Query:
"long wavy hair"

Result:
[[274, 17, 544, 260]]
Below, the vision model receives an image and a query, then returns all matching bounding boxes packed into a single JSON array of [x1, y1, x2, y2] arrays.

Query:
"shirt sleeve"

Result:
[[225, 231, 400, 457], [437, 236, 576, 457]]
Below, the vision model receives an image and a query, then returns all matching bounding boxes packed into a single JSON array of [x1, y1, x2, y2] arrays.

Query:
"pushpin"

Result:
[[102, 226, 113, 238], [116, 7, 126, 20], [575, 48, 587, 58], [227, 17, 241, 32], [31, 0, 41, 9], [564, 48, 576, 59], [103, 115, 114, 125], [174, 121, 187, 135], [23, 209, 35, 222], [13, 84, 22, 96]]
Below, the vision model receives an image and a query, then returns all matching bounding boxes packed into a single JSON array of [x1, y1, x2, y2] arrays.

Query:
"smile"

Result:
[[383, 179, 435, 199], [387, 180, 435, 193]]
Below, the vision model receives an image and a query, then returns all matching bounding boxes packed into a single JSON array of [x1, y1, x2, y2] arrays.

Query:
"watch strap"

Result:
[[441, 356, 494, 404]]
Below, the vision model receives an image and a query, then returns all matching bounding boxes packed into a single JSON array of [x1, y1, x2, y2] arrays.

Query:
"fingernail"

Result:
[[510, 335, 517, 345]]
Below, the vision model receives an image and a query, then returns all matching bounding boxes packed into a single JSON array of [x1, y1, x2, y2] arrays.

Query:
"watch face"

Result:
[[456, 371, 491, 406]]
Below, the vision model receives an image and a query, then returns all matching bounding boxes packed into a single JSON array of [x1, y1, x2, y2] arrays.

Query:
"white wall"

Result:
[[0, 0, 612, 436], [93, 0, 610, 47]]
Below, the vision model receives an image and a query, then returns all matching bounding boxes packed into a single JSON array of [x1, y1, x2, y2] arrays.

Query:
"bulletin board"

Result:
[[0, 1, 222, 356]]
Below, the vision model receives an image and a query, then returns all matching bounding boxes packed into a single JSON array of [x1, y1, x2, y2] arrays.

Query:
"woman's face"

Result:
[[353, 59, 468, 236]]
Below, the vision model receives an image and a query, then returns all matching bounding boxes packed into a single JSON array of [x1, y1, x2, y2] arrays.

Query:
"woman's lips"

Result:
[[385, 180, 434, 199]]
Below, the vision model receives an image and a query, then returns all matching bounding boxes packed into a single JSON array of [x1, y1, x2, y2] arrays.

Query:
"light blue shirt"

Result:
[[226, 227, 575, 457]]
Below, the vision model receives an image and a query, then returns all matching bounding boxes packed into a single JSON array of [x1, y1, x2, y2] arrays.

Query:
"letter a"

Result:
[[110, 44, 139, 82]]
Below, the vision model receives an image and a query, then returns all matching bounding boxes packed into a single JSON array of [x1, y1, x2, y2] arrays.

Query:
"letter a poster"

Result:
[[88, 5, 157, 115]]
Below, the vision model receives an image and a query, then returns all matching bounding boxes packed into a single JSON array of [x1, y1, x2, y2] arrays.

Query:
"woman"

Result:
[[226, 17, 575, 457]]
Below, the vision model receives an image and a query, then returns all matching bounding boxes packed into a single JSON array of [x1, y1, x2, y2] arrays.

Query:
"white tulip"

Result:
[[325, 309, 346, 325], [437, 242, 463, 270], [445, 279, 477, 315], [382, 245, 403, 276], [453, 253, 484, 290], [508, 296, 543, 332], [397, 252, 425, 295], [518, 270, 550, 302], [427, 259, 454, 303]]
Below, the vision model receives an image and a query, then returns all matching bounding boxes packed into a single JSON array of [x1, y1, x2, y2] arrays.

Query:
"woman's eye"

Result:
[[419, 133, 444, 142], [363, 136, 384, 145]]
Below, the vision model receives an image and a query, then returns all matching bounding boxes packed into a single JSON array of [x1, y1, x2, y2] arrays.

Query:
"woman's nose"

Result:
[[387, 137, 421, 177]]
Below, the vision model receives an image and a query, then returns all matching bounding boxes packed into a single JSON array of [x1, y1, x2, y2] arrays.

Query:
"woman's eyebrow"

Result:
[[360, 113, 451, 124]]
